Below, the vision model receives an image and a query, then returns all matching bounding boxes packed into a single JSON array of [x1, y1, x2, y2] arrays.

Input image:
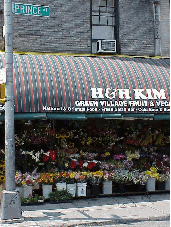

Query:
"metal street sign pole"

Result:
[[1, 0, 22, 221]]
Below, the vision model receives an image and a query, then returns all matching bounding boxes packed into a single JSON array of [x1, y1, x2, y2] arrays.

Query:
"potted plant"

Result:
[[38, 173, 54, 199], [49, 190, 73, 203], [38, 195, 45, 203]]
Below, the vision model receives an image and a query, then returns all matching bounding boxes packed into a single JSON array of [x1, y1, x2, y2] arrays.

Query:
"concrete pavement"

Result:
[[0, 193, 170, 227]]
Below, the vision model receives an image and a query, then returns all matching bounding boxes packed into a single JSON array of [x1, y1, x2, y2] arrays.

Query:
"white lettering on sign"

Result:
[[91, 88, 167, 100]]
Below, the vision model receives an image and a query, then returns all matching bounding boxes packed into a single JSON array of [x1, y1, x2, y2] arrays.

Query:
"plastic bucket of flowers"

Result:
[[145, 167, 159, 192], [38, 173, 54, 199], [66, 172, 76, 197], [75, 172, 87, 197], [55, 172, 67, 191], [102, 170, 115, 194]]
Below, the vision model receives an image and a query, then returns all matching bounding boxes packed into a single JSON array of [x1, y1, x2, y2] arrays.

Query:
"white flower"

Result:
[[83, 162, 88, 167]]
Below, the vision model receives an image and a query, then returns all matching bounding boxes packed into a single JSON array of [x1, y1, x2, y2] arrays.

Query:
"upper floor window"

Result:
[[92, 0, 115, 26]]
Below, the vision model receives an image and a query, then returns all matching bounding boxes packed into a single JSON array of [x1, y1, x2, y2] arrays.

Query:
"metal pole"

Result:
[[1, 0, 22, 221], [4, 0, 15, 192]]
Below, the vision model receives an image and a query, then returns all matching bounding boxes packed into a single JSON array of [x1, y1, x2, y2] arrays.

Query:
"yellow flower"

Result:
[[105, 152, 110, 156], [150, 167, 157, 172], [21, 181, 26, 185], [70, 172, 76, 179]]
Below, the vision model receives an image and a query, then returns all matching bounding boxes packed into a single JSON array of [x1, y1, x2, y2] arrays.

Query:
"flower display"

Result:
[[145, 167, 159, 180], [38, 173, 54, 185]]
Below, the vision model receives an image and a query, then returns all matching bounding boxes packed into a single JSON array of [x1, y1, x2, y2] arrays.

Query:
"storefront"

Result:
[[0, 54, 170, 202]]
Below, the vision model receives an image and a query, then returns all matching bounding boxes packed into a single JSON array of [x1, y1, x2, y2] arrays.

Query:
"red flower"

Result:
[[88, 162, 96, 170], [49, 150, 56, 161], [79, 161, 83, 169], [44, 154, 49, 162], [26, 180, 30, 185], [69, 160, 77, 169]]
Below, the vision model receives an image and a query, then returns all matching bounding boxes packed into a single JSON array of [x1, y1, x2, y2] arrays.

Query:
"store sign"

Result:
[[42, 88, 170, 114], [12, 3, 49, 16]]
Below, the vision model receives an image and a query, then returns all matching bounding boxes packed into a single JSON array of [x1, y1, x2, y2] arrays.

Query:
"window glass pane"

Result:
[[100, 6, 106, 13], [108, 0, 114, 7], [92, 16, 99, 24], [100, 16, 107, 25], [107, 16, 114, 25], [99, 0, 106, 6]]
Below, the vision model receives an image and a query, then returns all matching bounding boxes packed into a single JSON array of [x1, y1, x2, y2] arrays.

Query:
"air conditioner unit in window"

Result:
[[97, 40, 116, 53]]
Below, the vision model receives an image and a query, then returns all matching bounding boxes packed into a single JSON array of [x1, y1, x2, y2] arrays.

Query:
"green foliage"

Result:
[[49, 190, 73, 202]]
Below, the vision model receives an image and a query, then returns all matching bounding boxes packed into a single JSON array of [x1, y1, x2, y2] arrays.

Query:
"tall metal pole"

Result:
[[1, 0, 22, 221], [4, 0, 15, 192]]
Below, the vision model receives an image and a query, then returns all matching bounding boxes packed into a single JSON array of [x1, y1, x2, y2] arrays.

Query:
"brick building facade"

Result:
[[0, 0, 169, 56]]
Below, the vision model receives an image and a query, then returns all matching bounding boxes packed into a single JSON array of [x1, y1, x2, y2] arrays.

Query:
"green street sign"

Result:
[[12, 3, 49, 17]]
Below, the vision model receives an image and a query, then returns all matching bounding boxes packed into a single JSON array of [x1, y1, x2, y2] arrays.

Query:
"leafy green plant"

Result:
[[49, 190, 73, 202]]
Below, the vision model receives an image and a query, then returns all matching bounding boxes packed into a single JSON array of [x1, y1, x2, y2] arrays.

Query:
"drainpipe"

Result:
[[153, 0, 161, 56]]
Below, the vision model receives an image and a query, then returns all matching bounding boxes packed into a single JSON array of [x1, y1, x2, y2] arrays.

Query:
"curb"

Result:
[[68, 215, 170, 226]]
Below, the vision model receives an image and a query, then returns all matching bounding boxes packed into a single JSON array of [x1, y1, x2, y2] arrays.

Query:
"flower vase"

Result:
[[67, 183, 76, 197], [56, 182, 67, 191], [76, 183, 87, 197], [42, 184, 52, 199], [165, 177, 170, 190], [16, 186, 24, 198], [103, 180, 112, 194], [23, 185, 33, 198], [146, 177, 155, 191], [91, 184, 100, 197]]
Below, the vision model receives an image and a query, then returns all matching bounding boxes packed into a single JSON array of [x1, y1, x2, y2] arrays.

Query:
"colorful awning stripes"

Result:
[[0, 54, 170, 114]]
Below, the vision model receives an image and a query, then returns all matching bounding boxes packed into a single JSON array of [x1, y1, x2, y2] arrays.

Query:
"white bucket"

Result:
[[165, 178, 170, 190], [103, 180, 112, 194], [146, 178, 155, 191], [67, 183, 76, 197], [23, 185, 33, 198], [76, 183, 87, 197], [56, 182, 67, 191], [42, 184, 52, 199]]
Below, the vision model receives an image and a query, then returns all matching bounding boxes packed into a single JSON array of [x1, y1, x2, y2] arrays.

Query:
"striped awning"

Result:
[[0, 54, 170, 117]]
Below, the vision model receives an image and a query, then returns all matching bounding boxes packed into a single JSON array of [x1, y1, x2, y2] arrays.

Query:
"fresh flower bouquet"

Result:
[[103, 170, 115, 181], [67, 171, 77, 184], [157, 173, 169, 182], [21, 169, 40, 186], [74, 172, 88, 183], [54, 172, 68, 183], [132, 172, 148, 185], [113, 170, 133, 184], [38, 173, 54, 185], [145, 167, 159, 180], [88, 170, 103, 185]]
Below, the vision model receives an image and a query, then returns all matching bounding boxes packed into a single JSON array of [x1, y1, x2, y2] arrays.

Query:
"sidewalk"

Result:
[[0, 193, 170, 227]]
